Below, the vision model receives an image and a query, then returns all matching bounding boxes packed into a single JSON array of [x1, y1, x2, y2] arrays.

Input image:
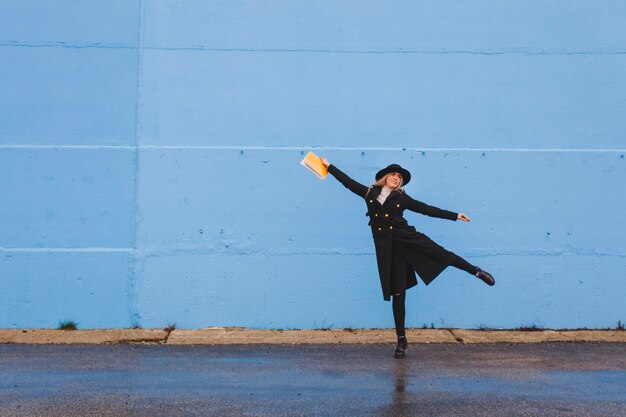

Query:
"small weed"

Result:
[[421, 323, 435, 329], [163, 322, 176, 333], [617, 321, 625, 331], [476, 324, 494, 331], [58, 320, 78, 330], [314, 319, 334, 330], [516, 324, 544, 331]]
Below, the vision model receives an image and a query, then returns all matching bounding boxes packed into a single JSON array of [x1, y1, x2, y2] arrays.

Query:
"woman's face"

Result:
[[385, 172, 402, 188]]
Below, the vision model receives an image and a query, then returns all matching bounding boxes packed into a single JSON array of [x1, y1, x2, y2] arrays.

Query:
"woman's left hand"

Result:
[[457, 213, 470, 222]]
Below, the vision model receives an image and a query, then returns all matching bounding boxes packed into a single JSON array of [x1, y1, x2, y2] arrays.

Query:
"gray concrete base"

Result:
[[0, 329, 168, 344], [1, 328, 624, 344], [166, 328, 457, 344]]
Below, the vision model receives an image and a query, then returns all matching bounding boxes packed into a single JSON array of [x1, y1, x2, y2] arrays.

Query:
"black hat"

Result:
[[375, 164, 411, 186]]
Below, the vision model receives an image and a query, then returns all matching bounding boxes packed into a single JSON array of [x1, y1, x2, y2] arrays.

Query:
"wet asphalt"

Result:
[[0, 343, 625, 416]]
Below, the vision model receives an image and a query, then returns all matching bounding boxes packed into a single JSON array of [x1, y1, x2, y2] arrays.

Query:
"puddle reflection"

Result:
[[380, 360, 411, 416]]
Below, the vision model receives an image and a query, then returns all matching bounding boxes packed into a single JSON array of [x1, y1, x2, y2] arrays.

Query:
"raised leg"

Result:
[[449, 252, 495, 285], [448, 252, 480, 275]]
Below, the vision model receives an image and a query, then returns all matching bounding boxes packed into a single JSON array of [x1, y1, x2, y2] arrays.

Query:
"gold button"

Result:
[[396, 204, 400, 208], [389, 226, 393, 230], [384, 213, 388, 217], [378, 227, 382, 231], [375, 213, 378, 217], [369, 200, 373, 203]]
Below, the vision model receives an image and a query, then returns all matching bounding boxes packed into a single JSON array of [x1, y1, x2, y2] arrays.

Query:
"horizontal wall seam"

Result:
[[2, 42, 626, 55], [136, 250, 626, 258], [142, 46, 626, 56], [2, 248, 624, 257], [0, 145, 625, 152], [0, 41, 137, 49], [0, 247, 134, 253]]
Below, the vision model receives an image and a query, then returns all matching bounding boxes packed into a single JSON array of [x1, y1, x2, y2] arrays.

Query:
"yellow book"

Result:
[[300, 151, 328, 179]]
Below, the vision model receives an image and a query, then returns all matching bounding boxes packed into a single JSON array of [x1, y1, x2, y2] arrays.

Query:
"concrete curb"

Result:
[[448, 329, 626, 344], [0, 329, 169, 344], [166, 328, 458, 345], [1, 328, 625, 345]]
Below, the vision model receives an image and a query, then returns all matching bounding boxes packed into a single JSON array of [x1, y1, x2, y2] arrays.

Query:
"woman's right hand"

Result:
[[320, 157, 330, 168]]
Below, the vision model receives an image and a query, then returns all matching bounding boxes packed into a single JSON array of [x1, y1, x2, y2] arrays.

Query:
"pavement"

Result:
[[0, 343, 625, 416], [1, 328, 625, 345]]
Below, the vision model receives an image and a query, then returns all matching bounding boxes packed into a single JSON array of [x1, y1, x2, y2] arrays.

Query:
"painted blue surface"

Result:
[[142, 0, 626, 52], [0, 149, 135, 248], [0, 252, 133, 329], [137, 149, 626, 255], [140, 51, 626, 148], [0, 0, 139, 46], [134, 149, 625, 329], [135, 252, 626, 330], [0, 47, 138, 146], [1, 1, 624, 329]]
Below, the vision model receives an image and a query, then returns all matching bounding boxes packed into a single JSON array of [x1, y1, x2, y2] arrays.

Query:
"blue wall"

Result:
[[1, 1, 625, 329]]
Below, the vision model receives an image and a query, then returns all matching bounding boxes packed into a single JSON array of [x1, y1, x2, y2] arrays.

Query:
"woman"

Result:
[[320, 158, 495, 358]]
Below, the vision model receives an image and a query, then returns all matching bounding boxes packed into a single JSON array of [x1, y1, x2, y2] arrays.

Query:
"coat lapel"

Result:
[[367, 186, 403, 206], [367, 186, 383, 203], [382, 189, 402, 206]]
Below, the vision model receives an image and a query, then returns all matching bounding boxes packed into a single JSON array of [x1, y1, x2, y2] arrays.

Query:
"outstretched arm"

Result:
[[405, 194, 460, 221], [321, 158, 369, 199]]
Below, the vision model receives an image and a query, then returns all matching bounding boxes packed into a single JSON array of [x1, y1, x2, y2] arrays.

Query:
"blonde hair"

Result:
[[365, 173, 405, 197]]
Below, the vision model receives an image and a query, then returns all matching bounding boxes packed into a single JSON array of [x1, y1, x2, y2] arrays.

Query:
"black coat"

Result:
[[328, 164, 459, 301]]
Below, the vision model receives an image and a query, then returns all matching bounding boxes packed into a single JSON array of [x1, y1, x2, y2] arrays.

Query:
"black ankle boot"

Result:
[[394, 336, 408, 358], [475, 267, 495, 286]]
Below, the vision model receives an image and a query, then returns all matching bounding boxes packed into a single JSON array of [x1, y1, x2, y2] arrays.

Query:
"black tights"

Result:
[[449, 253, 479, 275], [391, 255, 478, 338], [392, 293, 406, 338]]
